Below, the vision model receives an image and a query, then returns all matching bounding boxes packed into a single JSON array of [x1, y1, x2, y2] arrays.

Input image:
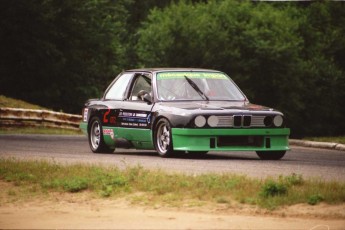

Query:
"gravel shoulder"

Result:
[[1, 182, 345, 230], [1, 197, 344, 229]]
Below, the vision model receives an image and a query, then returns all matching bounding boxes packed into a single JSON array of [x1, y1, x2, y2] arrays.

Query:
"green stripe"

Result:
[[105, 127, 152, 141], [103, 126, 154, 150]]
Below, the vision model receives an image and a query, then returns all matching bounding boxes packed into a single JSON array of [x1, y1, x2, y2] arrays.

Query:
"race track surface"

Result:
[[1, 134, 345, 181]]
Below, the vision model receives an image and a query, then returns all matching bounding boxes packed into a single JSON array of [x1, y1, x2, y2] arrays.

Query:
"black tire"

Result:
[[154, 118, 175, 158], [88, 117, 114, 153], [256, 151, 286, 160]]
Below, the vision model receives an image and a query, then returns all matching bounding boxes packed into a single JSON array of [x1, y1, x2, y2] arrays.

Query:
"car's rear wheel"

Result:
[[88, 117, 114, 153], [154, 118, 175, 158], [256, 151, 286, 160]]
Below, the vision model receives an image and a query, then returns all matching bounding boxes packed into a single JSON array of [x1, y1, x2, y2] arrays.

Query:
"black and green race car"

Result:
[[80, 68, 290, 159]]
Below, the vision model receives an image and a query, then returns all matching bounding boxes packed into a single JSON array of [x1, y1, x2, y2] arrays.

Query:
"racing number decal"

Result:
[[103, 109, 110, 123]]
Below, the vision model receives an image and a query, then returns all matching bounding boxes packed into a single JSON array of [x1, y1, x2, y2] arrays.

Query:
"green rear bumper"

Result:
[[172, 128, 290, 152]]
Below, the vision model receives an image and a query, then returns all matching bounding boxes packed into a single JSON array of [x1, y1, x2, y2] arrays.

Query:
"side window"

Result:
[[104, 73, 133, 100], [130, 75, 152, 100]]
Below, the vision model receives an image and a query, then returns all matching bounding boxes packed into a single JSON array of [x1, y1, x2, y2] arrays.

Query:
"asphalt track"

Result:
[[0, 134, 345, 181]]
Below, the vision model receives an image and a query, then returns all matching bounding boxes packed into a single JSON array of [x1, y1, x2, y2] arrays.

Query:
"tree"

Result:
[[294, 1, 345, 136], [0, 0, 130, 113], [137, 0, 305, 135], [136, 0, 345, 137]]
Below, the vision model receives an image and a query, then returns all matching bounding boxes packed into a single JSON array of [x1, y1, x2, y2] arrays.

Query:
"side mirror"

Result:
[[143, 93, 152, 104], [137, 90, 152, 104]]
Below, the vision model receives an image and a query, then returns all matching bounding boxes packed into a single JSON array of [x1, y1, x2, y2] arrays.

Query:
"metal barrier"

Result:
[[0, 107, 82, 130]]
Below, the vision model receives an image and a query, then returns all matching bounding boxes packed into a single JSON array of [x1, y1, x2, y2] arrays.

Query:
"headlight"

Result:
[[207, 115, 219, 127], [194, 115, 206, 127], [273, 115, 283, 127]]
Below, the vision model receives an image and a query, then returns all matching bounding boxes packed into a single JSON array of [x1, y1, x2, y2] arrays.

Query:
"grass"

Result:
[[1, 158, 344, 210], [0, 95, 48, 110], [0, 127, 82, 135]]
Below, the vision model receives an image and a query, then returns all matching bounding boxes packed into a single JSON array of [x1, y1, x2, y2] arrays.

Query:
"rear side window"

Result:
[[104, 73, 133, 100]]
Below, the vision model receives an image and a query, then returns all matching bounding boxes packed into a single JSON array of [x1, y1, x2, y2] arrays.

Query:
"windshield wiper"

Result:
[[184, 75, 209, 101]]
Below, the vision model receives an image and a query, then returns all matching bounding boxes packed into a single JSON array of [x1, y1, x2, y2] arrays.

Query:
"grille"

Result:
[[233, 115, 242, 127], [217, 116, 234, 127], [251, 116, 266, 127], [214, 115, 266, 128]]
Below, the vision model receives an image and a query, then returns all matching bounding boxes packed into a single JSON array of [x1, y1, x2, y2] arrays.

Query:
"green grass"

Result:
[[0, 95, 48, 110], [1, 159, 344, 210], [0, 127, 82, 135], [304, 136, 345, 145]]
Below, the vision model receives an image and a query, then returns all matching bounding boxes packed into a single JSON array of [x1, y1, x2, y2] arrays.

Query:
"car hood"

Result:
[[153, 101, 283, 128], [155, 101, 275, 113]]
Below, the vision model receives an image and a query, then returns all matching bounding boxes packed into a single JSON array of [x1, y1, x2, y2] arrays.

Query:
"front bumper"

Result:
[[171, 128, 290, 152]]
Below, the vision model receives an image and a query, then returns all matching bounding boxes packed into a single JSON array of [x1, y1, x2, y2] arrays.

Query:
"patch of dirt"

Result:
[[0, 182, 344, 229]]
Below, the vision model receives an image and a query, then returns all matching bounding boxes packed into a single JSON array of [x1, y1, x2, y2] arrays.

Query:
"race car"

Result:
[[80, 68, 290, 160]]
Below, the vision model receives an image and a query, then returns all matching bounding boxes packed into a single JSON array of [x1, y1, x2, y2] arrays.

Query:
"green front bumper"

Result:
[[171, 128, 290, 152]]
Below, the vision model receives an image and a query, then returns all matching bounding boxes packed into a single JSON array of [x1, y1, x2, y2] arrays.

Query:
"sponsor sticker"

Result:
[[103, 128, 114, 140], [83, 108, 88, 122], [135, 113, 147, 118], [119, 112, 148, 118], [117, 111, 150, 128], [157, 72, 228, 80]]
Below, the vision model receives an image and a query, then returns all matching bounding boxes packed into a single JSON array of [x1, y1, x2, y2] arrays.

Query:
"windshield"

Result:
[[156, 71, 246, 101]]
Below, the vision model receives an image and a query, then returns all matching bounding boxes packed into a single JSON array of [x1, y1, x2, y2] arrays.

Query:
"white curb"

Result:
[[289, 139, 345, 152]]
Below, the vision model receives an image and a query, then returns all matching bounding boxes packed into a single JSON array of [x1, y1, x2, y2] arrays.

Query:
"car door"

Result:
[[101, 72, 134, 128], [117, 72, 154, 130]]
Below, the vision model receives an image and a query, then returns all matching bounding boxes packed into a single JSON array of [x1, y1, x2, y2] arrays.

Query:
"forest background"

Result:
[[1, 0, 344, 138]]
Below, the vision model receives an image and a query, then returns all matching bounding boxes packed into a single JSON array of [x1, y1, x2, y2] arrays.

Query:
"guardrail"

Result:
[[1, 107, 344, 151], [0, 107, 82, 130]]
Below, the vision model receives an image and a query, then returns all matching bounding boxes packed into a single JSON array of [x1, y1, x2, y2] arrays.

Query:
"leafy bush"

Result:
[[308, 194, 324, 205], [100, 185, 113, 198], [63, 178, 89, 193], [260, 181, 288, 198], [109, 176, 128, 187]]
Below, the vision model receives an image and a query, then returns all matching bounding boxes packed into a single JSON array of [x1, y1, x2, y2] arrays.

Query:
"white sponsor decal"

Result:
[[119, 111, 148, 118], [135, 113, 147, 118], [103, 129, 114, 140], [83, 108, 88, 122]]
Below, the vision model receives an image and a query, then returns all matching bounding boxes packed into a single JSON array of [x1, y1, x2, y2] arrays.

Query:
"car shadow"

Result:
[[112, 149, 262, 161]]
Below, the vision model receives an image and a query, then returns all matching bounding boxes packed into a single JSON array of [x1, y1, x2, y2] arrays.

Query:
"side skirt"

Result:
[[102, 126, 154, 150]]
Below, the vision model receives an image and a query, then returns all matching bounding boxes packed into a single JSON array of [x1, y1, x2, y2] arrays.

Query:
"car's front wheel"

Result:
[[88, 117, 114, 153], [154, 118, 175, 158], [256, 151, 286, 160]]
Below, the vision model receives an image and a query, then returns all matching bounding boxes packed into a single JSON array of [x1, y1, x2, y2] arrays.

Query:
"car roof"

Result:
[[125, 68, 222, 73]]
